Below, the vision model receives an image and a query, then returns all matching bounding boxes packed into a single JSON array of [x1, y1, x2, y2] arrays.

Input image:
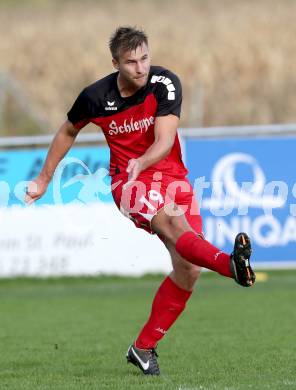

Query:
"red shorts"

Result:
[[111, 171, 203, 235]]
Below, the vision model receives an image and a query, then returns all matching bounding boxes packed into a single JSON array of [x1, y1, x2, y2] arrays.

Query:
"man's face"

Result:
[[113, 43, 151, 89]]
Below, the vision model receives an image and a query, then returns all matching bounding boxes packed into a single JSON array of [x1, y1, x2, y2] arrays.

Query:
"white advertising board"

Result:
[[0, 204, 171, 277]]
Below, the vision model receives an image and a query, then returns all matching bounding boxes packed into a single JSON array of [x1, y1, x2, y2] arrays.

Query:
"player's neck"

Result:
[[117, 74, 142, 98]]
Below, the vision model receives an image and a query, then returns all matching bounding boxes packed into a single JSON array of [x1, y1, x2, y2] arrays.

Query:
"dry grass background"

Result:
[[0, 0, 296, 134]]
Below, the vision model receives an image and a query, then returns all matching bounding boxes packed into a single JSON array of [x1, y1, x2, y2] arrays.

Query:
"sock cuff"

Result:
[[162, 276, 192, 302]]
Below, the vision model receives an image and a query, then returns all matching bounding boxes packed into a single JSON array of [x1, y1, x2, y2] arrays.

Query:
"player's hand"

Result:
[[124, 158, 143, 188], [25, 175, 49, 205]]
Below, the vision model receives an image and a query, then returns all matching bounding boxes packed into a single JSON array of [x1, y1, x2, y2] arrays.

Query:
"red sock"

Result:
[[135, 276, 192, 349], [176, 232, 232, 278]]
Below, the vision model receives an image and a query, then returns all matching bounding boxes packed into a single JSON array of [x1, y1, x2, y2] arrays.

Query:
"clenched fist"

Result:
[[25, 176, 50, 205], [124, 158, 144, 189]]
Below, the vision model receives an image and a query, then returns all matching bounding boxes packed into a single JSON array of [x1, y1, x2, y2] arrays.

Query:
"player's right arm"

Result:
[[25, 120, 80, 205], [26, 86, 92, 205]]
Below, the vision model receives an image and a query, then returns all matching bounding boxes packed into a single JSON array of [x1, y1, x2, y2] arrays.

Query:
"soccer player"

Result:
[[25, 26, 255, 376]]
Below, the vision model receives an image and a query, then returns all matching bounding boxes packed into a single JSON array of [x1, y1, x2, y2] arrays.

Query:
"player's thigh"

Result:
[[151, 177, 203, 241], [111, 173, 203, 240], [151, 203, 195, 242], [111, 173, 167, 234], [174, 179, 204, 236]]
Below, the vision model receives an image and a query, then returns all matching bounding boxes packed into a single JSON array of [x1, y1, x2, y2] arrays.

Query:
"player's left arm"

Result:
[[126, 114, 178, 183]]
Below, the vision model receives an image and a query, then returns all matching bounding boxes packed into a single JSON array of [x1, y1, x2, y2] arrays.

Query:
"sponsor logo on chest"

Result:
[[108, 116, 155, 136]]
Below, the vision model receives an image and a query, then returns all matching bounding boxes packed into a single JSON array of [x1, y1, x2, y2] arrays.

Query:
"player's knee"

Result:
[[187, 265, 201, 282], [177, 261, 201, 281], [183, 265, 201, 290], [186, 267, 201, 290], [173, 263, 201, 291]]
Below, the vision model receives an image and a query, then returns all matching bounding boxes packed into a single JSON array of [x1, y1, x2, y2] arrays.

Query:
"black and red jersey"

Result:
[[67, 65, 188, 177]]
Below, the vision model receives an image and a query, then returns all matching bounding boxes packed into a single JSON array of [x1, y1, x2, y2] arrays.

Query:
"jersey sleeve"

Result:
[[153, 70, 182, 118], [67, 89, 91, 129]]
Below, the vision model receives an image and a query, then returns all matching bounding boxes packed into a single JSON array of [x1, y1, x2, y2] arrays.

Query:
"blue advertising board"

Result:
[[0, 146, 112, 207], [1, 136, 296, 266], [185, 136, 296, 264]]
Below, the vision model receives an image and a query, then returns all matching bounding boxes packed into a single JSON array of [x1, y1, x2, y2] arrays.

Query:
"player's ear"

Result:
[[112, 58, 119, 70]]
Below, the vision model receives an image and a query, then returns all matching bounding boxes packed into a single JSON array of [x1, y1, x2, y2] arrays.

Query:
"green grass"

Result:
[[0, 271, 295, 390]]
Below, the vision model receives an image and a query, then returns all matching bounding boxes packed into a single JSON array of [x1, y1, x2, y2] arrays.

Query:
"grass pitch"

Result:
[[0, 271, 295, 390]]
